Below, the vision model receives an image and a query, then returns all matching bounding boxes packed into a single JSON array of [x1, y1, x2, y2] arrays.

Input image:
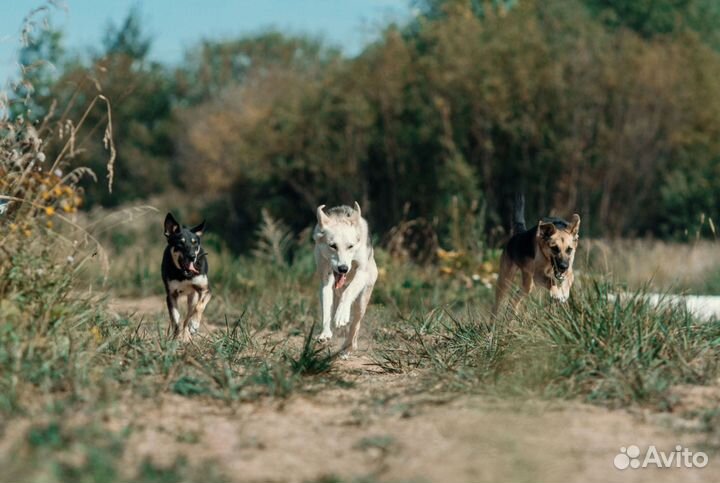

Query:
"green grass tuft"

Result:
[[287, 322, 334, 376], [520, 282, 720, 407]]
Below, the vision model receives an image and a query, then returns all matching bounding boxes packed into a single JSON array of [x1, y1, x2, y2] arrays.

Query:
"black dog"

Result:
[[162, 213, 211, 340]]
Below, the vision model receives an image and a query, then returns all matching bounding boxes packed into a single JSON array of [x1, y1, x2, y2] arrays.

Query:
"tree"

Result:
[[102, 6, 151, 61], [41, 8, 177, 207], [175, 33, 340, 104], [13, 25, 65, 120], [584, 0, 720, 48]]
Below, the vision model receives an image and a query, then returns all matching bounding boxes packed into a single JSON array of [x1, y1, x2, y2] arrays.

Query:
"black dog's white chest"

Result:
[[167, 275, 208, 296]]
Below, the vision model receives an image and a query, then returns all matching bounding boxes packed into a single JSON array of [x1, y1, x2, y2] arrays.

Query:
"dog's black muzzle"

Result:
[[177, 250, 200, 275], [553, 258, 570, 280]]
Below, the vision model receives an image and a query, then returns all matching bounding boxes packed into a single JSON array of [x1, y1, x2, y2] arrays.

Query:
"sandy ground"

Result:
[[107, 368, 720, 483], [100, 296, 720, 482]]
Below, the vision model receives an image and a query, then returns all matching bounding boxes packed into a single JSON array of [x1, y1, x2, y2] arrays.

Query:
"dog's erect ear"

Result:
[[164, 213, 180, 237], [352, 201, 362, 221], [569, 214, 581, 237], [190, 220, 206, 237], [316, 205, 331, 228], [537, 220, 557, 240]]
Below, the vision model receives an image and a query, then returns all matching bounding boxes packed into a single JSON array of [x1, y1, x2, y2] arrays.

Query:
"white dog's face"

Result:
[[315, 203, 363, 289], [319, 222, 361, 272]]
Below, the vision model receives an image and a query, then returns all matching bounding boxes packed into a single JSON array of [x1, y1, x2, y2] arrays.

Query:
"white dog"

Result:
[[313, 202, 378, 354]]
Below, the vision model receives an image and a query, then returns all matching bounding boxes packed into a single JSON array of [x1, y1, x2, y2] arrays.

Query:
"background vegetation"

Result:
[[8, 0, 720, 254]]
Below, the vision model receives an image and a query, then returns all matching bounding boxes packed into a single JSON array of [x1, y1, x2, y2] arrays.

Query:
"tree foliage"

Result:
[[17, 0, 720, 250]]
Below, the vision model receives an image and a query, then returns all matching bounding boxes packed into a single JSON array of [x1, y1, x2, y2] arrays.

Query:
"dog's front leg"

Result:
[[166, 293, 181, 338], [549, 285, 566, 302], [318, 273, 334, 341], [334, 270, 368, 328], [184, 290, 200, 337], [185, 288, 212, 336], [550, 272, 572, 302], [341, 283, 375, 355]]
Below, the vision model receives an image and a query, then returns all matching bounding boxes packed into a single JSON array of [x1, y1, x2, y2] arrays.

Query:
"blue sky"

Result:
[[0, 0, 413, 83]]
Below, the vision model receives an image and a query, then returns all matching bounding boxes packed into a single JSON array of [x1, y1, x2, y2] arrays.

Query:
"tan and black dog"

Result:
[[493, 195, 580, 314]]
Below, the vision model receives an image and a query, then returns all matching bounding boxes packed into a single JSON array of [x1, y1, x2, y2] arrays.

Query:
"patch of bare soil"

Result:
[[109, 295, 166, 320], [104, 362, 716, 483], [98, 299, 720, 481]]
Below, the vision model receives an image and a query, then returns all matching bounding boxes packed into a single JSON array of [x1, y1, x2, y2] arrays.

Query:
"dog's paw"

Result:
[[189, 319, 200, 335], [317, 330, 333, 342], [179, 329, 193, 343], [334, 303, 352, 327], [549, 285, 570, 303], [167, 323, 180, 339], [338, 351, 350, 361]]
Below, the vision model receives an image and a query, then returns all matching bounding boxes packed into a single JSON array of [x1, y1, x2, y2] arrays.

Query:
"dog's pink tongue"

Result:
[[188, 262, 199, 275], [334, 272, 347, 289]]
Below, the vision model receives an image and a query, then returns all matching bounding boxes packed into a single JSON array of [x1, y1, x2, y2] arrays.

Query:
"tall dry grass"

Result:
[[581, 239, 720, 292], [0, 4, 117, 415]]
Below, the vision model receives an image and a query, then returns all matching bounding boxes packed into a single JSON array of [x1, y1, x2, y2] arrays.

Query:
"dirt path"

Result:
[[109, 295, 167, 320], [106, 297, 719, 483]]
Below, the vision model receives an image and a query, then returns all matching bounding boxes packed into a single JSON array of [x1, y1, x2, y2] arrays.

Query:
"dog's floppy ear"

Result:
[[164, 213, 180, 237], [537, 220, 556, 240], [316, 205, 331, 228], [569, 214, 581, 238], [190, 220, 206, 237], [352, 201, 362, 221]]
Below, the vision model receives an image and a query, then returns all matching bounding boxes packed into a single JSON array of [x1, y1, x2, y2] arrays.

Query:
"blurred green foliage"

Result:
[[11, 0, 720, 251]]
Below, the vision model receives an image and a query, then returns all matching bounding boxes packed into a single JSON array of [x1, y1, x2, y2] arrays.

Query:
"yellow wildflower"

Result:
[[437, 248, 462, 261], [90, 326, 102, 343]]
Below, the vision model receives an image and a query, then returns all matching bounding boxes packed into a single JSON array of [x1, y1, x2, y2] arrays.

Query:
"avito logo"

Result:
[[614, 445, 708, 470]]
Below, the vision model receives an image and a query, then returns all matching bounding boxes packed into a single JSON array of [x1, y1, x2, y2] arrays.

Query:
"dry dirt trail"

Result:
[[108, 296, 720, 483]]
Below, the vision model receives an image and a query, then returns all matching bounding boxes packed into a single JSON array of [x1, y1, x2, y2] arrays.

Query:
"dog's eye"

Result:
[[329, 243, 337, 250], [551, 246, 560, 254], [566, 247, 573, 254], [348, 244, 354, 249], [192, 239, 197, 245]]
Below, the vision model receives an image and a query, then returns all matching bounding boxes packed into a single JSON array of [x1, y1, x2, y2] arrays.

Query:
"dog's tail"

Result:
[[512, 192, 526, 235]]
